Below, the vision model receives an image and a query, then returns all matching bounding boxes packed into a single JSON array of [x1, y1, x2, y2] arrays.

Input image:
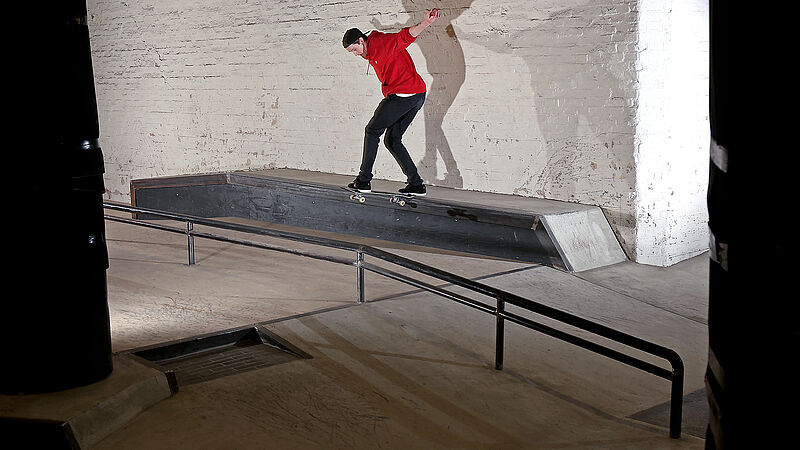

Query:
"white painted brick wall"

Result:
[[635, 0, 710, 265], [87, 0, 709, 266]]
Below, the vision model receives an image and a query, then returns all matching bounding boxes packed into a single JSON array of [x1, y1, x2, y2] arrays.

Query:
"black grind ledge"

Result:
[[130, 168, 627, 272]]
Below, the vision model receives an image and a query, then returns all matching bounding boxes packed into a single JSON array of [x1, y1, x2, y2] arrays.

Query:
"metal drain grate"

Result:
[[132, 326, 310, 387]]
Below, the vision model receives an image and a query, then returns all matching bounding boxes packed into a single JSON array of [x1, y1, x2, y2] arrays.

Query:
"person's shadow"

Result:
[[371, 2, 473, 188], [451, 0, 638, 246]]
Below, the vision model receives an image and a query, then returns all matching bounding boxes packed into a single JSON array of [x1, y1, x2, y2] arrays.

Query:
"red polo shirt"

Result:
[[364, 27, 427, 98]]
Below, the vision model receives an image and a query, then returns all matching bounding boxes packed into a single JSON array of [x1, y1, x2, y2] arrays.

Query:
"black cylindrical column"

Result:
[[705, 2, 795, 448], [1, 1, 112, 394]]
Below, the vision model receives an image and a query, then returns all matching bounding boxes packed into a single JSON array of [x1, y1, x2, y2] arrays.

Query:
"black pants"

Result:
[[358, 93, 425, 186]]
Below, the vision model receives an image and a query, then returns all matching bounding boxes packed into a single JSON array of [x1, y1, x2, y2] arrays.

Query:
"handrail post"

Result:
[[495, 299, 505, 370], [187, 221, 195, 265], [356, 250, 365, 303], [669, 363, 685, 438]]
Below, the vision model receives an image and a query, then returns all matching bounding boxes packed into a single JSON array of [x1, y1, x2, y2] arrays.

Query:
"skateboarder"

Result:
[[342, 8, 441, 196]]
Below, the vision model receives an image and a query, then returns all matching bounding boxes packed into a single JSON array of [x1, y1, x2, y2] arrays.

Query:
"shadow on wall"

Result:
[[454, 0, 638, 241], [371, 1, 474, 188], [374, 2, 637, 237]]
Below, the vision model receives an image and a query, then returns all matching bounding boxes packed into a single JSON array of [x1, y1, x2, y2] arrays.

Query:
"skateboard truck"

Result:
[[390, 196, 409, 207], [349, 193, 367, 203]]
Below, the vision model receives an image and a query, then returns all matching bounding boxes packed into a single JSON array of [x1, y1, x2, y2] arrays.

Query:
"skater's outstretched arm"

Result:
[[408, 9, 441, 37]]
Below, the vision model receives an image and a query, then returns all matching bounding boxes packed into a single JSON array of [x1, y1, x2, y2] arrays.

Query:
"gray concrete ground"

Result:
[[96, 213, 709, 448]]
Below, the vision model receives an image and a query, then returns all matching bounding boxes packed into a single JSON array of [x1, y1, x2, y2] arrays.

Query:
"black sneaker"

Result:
[[348, 180, 371, 193], [399, 184, 426, 196]]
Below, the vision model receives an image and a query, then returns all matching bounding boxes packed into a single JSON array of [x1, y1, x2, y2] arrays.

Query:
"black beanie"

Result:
[[343, 28, 366, 48]]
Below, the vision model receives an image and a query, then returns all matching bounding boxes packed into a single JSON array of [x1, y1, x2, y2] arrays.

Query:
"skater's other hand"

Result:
[[425, 9, 441, 25]]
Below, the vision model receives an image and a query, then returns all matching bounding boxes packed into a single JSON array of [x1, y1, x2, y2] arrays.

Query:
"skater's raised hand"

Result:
[[425, 8, 441, 25], [410, 8, 442, 37]]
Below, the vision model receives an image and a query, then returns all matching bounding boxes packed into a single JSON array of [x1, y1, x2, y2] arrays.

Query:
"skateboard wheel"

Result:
[[359, 197, 365, 203], [350, 195, 356, 200], [398, 200, 406, 206]]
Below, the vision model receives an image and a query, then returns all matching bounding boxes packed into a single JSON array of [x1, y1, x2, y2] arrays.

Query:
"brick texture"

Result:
[[87, 0, 709, 265]]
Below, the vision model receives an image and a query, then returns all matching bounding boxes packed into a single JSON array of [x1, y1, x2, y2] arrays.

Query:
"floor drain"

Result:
[[131, 325, 310, 387]]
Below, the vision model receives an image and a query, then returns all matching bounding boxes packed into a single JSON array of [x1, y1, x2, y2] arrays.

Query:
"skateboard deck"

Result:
[[342, 186, 418, 207]]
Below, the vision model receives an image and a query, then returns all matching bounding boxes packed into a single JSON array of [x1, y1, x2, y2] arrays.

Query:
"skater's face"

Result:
[[345, 38, 366, 58]]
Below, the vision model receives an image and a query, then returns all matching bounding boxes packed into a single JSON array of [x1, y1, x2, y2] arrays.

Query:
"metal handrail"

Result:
[[103, 201, 684, 438]]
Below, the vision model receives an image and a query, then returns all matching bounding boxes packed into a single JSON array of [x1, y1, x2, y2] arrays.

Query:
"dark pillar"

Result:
[[1, 1, 112, 394], [706, 2, 796, 448]]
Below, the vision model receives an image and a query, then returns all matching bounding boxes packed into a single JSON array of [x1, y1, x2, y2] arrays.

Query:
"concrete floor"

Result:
[[93, 212, 709, 448]]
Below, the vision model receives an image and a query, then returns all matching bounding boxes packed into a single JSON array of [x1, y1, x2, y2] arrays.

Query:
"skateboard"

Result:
[[342, 186, 418, 207]]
